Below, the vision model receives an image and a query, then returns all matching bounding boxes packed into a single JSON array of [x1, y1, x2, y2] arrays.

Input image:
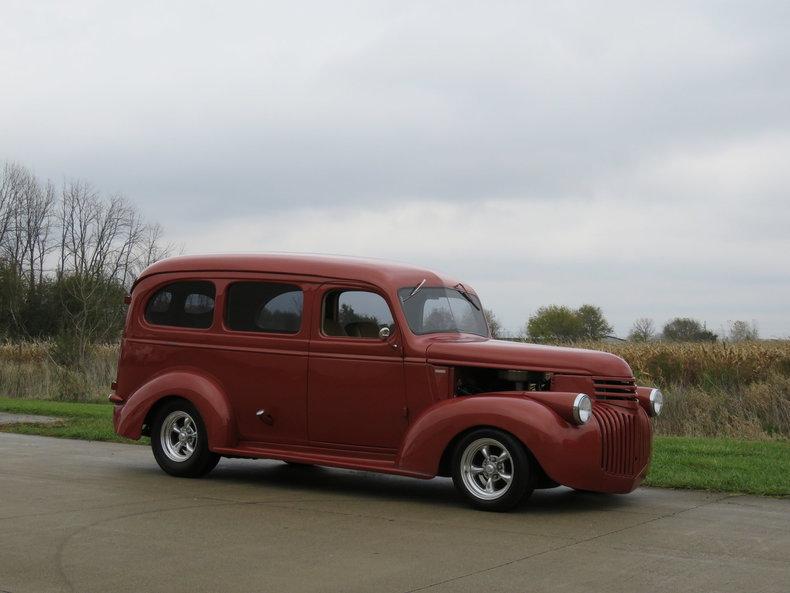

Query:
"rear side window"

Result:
[[225, 282, 303, 334], [144, 281, 216, 329]]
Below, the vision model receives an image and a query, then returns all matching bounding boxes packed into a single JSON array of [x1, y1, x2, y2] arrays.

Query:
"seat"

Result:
[[345, 322, 380, 338], [323, 318, 346, 336]]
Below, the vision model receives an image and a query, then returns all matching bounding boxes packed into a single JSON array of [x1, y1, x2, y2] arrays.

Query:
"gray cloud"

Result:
[[2, 0, 788, 336]]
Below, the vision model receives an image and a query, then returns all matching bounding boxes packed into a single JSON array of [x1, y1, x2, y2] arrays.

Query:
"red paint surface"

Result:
[[112, 254, 654, 493]]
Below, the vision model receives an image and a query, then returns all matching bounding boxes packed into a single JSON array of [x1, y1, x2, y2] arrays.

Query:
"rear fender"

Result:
[[397, 394, 602, 484], [114, 370, 236, 449]]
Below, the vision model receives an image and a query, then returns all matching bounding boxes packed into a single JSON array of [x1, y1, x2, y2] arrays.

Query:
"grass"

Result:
[[1, 397, 787, 496], [0, 397, 145, 444], [647, 436, 790, 496]]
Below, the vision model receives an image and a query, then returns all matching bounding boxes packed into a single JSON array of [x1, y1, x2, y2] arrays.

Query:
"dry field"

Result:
[[0, 341, 118, 402], [2, 340, 789, 439], [579, 340, 790, 439]]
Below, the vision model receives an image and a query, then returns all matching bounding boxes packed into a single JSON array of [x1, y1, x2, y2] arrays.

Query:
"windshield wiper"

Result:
[[454, 283, 481, 311], [402, 278, 426, 302]]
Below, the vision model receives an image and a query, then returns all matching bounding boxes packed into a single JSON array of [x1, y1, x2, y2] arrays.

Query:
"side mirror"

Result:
[[379, 326, 391, 340]]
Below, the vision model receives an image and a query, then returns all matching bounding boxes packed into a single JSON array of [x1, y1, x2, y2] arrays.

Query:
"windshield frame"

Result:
[[397, 285, 490, 338]]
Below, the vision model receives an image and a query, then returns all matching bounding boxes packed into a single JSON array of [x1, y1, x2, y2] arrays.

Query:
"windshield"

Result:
[[398, 286, 489, 337]]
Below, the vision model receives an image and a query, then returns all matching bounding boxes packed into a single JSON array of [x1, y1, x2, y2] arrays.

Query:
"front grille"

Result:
[[594, 404, 650, 476], [592, 377, 637, 400]]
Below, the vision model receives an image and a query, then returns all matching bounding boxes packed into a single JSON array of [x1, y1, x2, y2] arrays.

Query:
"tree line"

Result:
[[0, 161, 173, 364], [1, 158, 762, 361], [484, 305, 759, 343]]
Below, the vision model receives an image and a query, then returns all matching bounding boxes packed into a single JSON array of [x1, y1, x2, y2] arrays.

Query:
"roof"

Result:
[[136, 253, 462, 291]]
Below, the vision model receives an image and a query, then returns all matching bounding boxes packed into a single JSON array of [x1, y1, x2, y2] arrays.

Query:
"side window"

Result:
[[144, 281, 216, 329], [226, 282, 303, 334], [323, 290, 394, 339]]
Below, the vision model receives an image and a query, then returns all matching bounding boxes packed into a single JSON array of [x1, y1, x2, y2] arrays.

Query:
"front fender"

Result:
[[114, 369, 236, 449], [397, 395, 603, 485]]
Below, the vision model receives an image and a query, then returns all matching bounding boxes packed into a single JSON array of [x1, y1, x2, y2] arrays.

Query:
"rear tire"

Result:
[[451, 428, 533, 511], [151, 399, 219, 478]]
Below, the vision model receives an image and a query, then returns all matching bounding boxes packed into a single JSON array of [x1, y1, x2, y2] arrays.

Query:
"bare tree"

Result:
[[132, 222, 176, 278], [1, 160, 174, 358], [728, 320, 759, 342], [56, 182, 136, 361], [54, 178, 178, 363], [0, 164, 55, 337], [629, 318, 655, 342], [483, 308, 504, 338], [57, 181, 174, 286], [0, 162, 19, 249], [1, 162, 31, 270], [21, 178, 55, 289]]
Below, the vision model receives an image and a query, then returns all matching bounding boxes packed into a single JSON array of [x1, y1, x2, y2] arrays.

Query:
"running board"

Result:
[[212, 442, 432, 479]]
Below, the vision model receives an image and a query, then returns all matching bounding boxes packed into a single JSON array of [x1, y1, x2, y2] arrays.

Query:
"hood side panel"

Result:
[[426, 339, 632, 377]]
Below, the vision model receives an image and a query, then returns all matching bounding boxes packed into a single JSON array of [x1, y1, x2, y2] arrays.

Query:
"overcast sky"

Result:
[[2, 1, 789, 337]]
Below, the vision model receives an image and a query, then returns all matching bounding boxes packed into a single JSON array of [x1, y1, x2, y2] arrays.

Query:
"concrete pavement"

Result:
[[0, 432, 788, 593], [0, 413, 61, 425]]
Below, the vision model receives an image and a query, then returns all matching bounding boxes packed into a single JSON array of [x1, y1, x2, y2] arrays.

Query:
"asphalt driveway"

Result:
[[0, 432, 787, 593]]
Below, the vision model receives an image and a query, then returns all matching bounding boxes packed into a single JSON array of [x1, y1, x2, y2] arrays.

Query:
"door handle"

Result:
[[256, 409, 274, 425]]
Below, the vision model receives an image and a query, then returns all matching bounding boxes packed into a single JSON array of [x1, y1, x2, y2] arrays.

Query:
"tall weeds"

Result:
[[0, 341, 117, 402], [2, 340, 789, 439]]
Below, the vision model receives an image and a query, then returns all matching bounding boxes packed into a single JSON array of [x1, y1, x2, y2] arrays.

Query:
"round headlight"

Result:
[[572, 393, 592, 425], [649, 388, 663, 417]]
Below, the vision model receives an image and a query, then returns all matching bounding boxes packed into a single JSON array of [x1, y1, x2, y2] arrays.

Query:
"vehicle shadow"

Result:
[[202, 458, 631, 513]]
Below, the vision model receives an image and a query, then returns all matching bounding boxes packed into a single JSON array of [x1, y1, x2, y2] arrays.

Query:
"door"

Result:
[[308, 285, 407, 449], [216, 278, 311, 444]]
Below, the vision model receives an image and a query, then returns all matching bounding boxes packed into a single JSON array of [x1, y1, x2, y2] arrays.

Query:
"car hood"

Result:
[[425, 337, 632, 377]]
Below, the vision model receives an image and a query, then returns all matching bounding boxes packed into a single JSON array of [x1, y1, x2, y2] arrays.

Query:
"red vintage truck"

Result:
[[111, 254, 661, 511]]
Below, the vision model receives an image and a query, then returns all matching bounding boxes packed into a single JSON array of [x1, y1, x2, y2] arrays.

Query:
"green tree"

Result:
[[525, 304, 614, 343], [577, 304, 613, 340], [338, 303, 379, 326], [662, 317, 717, 342], [0, 262, 60, 340], [526, 305, 584, 342], [0, 263, 24, 339], [53, 274, 127, 366]]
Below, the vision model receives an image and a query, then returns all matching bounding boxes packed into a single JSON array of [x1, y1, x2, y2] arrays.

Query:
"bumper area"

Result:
[[539, 401, 652, 494], [112, 403, 122, 434]]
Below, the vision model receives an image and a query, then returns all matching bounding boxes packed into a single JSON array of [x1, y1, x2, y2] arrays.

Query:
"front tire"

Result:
[[151, 399, 219, 478], [451, 429, 533, 511]]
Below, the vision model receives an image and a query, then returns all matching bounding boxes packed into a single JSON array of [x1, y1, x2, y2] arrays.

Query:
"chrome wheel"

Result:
[[460, 437, 514, 501], [151, 400, 220, 478], [160, 410, 198, 462]]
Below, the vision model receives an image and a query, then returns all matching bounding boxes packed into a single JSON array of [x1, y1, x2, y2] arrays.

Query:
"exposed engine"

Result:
[[454, 366, 552, 395]]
